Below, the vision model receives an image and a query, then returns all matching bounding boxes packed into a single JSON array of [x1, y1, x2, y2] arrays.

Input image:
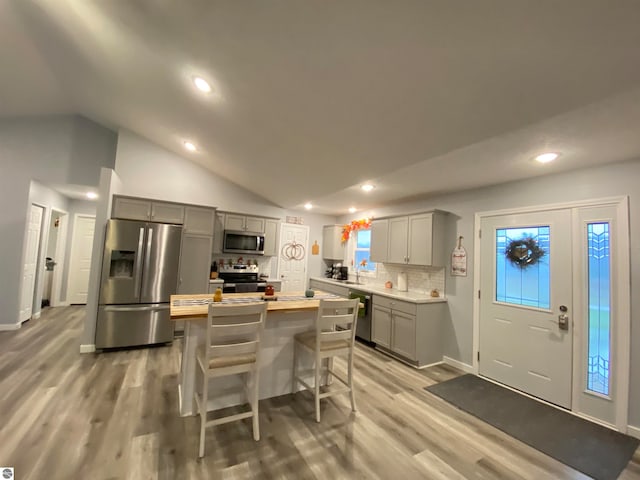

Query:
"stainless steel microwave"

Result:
[[223, 230, 265, 255]]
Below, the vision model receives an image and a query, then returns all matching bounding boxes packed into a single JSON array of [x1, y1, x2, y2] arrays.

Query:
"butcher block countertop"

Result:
[[170, 291, 345, 320]]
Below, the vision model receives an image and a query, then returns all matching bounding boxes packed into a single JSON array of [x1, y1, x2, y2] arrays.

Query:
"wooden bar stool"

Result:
[[194, 302, 267, 457], [292, 297, 360, 422]]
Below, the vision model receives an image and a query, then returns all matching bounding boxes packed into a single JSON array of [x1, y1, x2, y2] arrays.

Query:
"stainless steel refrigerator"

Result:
[[96, 219, 182, 349]]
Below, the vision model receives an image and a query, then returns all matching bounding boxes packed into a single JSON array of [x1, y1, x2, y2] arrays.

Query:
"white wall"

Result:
[[0, 116, 117, 327], [340, 158, 640, 428]]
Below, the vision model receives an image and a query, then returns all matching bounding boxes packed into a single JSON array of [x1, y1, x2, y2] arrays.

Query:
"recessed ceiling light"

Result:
[[193, 76, 212, 93], [86, 192, 98, 200], [361, 184, 375, 192], [349, 207, 357, 213], [535, 152, 559, 163], [184, 141, 197, 152], [304, 203, 313, 210]]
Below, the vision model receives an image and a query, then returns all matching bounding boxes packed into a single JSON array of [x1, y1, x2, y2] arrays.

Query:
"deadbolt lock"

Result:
[[558, 314, 569, 330]]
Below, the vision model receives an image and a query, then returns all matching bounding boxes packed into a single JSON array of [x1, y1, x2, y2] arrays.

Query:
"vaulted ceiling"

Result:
[[2, 1, 640, 214]]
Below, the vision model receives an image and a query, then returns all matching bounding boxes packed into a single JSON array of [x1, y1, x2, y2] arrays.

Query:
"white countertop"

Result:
[[309, 277, 447, 304]]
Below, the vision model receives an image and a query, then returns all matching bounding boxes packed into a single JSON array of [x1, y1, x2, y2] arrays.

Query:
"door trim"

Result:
[[472, 196, 630, 432]]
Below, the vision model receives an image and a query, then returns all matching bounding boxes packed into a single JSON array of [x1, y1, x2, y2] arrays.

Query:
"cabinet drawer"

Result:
[[372, 295, 416, 316]]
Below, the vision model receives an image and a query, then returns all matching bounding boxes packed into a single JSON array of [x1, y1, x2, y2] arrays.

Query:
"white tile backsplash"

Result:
[[351, 263, 445, 296]]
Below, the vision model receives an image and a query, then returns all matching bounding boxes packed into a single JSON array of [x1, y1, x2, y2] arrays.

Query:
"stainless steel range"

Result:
[[218, 264, 266, 293]]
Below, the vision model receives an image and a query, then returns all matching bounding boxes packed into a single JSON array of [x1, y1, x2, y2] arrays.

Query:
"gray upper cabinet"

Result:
[[388, 216, 409, 264], [212, 212, 225, 254], [370, 211, 446, 266], [224, 214, 265, 233], [263, 219, 280, 256], [369, 219, 389, 263], [322, 225, 344, 261], [183, 206, 216, 235], [112, 196, 185, 224]]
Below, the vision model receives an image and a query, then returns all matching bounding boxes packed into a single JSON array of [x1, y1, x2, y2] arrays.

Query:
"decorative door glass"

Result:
[[586, 222, 611, 396], [495, 226, 550, 309]]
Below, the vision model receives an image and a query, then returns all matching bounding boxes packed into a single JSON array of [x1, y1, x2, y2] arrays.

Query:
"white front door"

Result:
[[67, 215, 96, 304], [277, 224, 309, 292], [20, 204, 44, 322], [479, 209, 573, 408]]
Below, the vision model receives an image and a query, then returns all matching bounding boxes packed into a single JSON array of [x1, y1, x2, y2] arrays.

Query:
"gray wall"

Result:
[[0, 116, 117, 327], [340, 158, 640, 428]]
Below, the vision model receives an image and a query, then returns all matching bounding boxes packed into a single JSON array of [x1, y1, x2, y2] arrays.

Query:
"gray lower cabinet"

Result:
[[372, 295, 446, 367], [371, 304, 392, 348]]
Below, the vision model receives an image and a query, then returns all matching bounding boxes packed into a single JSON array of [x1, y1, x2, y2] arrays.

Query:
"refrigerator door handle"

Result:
[[102, 304, 170, 312], [134, 227, 145, 295]]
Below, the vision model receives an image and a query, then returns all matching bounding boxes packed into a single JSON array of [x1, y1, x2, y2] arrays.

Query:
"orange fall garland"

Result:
[[341, 218, 372, 243]]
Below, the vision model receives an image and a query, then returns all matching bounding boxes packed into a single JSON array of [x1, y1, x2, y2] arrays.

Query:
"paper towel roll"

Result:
[[397, 272, 408, 292]]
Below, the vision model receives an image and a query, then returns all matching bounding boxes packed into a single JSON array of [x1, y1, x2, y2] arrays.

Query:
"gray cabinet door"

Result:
[[263, 219, 279, 256], [184, 206, 215, 235], [372, 305, 392, 348], [407, 213, 432, 266], [112, 197, 151, 221], [392, 311, 417, 360], [212, 212, 225, 254], [224, 214, 246, 231], [151, 202, 184, 224], [245, 216, 265, 233], [387, 216, 408, 264], [178, 234, 213, 295], [370, 219, 389, 263]]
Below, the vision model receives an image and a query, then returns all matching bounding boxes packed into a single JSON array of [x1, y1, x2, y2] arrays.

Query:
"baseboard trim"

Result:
[[443, 356, 474, 373], [0, 322, 21, 331], [80, 344, 96, 354], [628, 425, 640, 439]]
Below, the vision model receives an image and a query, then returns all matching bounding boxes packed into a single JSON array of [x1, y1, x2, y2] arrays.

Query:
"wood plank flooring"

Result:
[[1, 306, 638, 479]]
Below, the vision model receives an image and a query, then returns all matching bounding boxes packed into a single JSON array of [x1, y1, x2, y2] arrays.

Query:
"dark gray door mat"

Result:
[[425, 374, 639, 480]]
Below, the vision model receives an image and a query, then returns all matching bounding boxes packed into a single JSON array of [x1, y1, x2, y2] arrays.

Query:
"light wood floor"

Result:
[[1, 306, 639, 480]]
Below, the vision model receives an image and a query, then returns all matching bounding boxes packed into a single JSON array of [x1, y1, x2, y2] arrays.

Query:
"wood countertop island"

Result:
[[170, 291, 340, 319], [171, 291, 345, 417]]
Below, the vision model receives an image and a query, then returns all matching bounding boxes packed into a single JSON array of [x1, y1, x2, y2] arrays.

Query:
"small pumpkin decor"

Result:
[[505, 236, 545, 269], [341, 218, 372, 243]]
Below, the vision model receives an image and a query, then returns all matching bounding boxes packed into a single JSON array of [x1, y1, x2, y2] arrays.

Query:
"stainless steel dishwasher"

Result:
[[348, 288, 373, 344]]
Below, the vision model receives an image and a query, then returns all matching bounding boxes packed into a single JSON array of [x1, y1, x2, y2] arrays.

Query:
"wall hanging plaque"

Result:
[[451, 236, 467, 276]]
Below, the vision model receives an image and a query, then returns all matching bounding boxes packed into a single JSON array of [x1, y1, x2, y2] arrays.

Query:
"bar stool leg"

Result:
[[348, 352, 356, 412]]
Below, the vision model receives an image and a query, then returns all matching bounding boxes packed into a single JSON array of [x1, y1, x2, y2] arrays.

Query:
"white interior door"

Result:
[[50, 211, 68, 307], [67, 215, 96, 304], [479, 209, 573, 408], [20, 204, 44, 322], [277, 224, 309, 292]]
